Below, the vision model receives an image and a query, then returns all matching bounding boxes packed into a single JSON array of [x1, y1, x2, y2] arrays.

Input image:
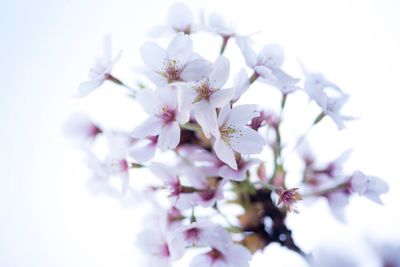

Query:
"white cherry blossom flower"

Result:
[[213, 104, 265, 170], [136, 228, 184, 267], [350, 171, 389, 204], [140, 32, 212, 85], [149, 3, 198, 37], [169, 221, 227, 256], [131, 87, 189, 151], [182, 56, 234, 138], [78, 35, 121, 96], [200, 12, 236, 37]]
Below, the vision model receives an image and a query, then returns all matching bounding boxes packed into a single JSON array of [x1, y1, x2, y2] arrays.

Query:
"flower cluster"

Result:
[[68, 3, 389, 266]]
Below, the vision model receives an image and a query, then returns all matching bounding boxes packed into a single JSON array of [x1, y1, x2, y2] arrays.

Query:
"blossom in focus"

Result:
[[131, 87, 189, 151], [213, 104, 265, 170], [182, 56, 233, 138], [149, 3, 197, 37], [78, 35, 121, 96], [350, 170, 389, 204], [140, 32, 212, 85], [64, 113, 102, 145], [276, 188, 303, 212]]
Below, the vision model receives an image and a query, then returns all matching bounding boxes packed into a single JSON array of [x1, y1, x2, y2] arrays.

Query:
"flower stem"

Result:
[[107, 74, 137, 96], [220, 36, 230, 55]]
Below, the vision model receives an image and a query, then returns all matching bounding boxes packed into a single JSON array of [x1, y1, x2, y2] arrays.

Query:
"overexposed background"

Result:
[[1, 0, 400, 266]]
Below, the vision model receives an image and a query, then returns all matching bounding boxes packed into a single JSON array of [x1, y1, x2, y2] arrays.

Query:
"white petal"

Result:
[[167, 32, 193, 64], [258, 43, 284, 69], [78, 78, 104, 96], [208, 56, 230, 89], [180, 58, 212, 82], [236, 37, 257, 67], [193, 102, 218, 138], [219, 165, 247, 181], [350, 171, 367, 195], [209, 88, 234, 108], [233, 69, 250, 101], [129, 141, 156, 163], [131, 117, 163, 138], [227, 244, 252, 266], [217, 104, 231, 127], [149, 162, 177, 184], [231, 127, 265, 154], [156, 87, 178, 109], [190, 254, 212, 267], [158, 121, 180, 151], [254, 65, 275, 81], [167, 3, 193, 31], [136, 89, 161, 115], [140, 42, 167, 72], [214, 138, 237, 170], [227, 104, 259, 126]]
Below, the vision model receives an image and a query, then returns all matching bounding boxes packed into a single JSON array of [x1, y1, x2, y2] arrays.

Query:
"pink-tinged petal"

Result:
[[209, 88, 234, 108], [174, 193, 199, 210], [219, 165, 246, 181], [258, 43, 284, 68], [327, 191, 349, 222], [350, 171, 367, 195], [180, 58, 212, 82], [327, 112, 346, 130], [167, 32, 193, 64], [140, 42, 167, 72], [236, 37, 257, 67], [193, 101, 218, 138], [78, 78, 104, 96], [208, 56, 230, 89], [227, 104, 259, 126], [136, 89, 161, 115], [214, 138, 237, 170], [217, 104, 231, 127], [131, 116, 163, 138], [254, 65, 275, 81], [129, 141, 156, 163], [231, 127, 265, 154], [167, 3, 193, 30], [158, 121, 180, 151], [149, 162, 177, 185]]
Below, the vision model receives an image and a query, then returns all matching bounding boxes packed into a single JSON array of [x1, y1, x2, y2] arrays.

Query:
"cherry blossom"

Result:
[[182, 56, 234, 138], [129, 136, 158, 163], [149, 3, 197, 37], [276, 188, 303, 212], [64, 113, 102, 145], [350, 171, 389, 204], [190, 242, 251, 267], [131, 87, 189, 151], [213, 104, 265, 170], [140, 32, 212, 85], [78, 35, 121, 96]]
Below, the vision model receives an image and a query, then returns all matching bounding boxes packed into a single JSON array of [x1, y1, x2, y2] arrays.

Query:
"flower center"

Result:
[[160, 106, 176, 123], [163, 59, 182, 82], [208, 248, 224, 262], [193, 80, 214, 103], [184, 228, 201, 242], [220, 125, 239, 144]]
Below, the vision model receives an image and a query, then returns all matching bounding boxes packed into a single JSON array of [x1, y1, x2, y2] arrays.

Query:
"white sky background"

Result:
[[1, 0, 400, 266]]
